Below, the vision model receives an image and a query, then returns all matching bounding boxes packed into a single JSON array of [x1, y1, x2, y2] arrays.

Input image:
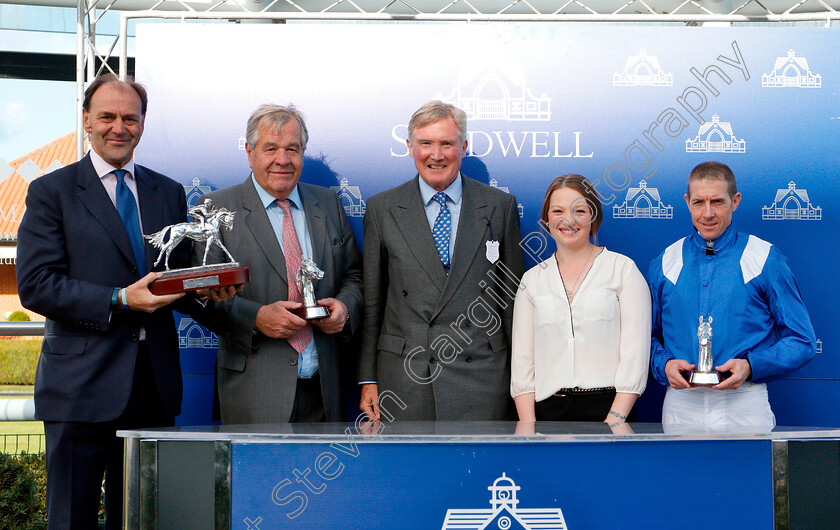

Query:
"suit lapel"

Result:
[[240, 178, 289, 286], [434, 176, 491, 316], [392, 177, 447, 292], [135, 166, 161, 274], [299, 183, 326, 267], [74, 155, 139, 273]]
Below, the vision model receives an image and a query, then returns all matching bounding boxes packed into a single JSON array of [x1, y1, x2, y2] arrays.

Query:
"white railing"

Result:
[[0, 321, 43, 422]]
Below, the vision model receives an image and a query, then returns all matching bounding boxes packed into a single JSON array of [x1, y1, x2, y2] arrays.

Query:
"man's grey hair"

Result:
[[407, 100, 467, 144], [246, 104, 309, 151]]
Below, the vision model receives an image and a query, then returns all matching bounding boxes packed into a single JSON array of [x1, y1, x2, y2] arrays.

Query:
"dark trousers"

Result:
[[43, 343, 173, 530], [289, 372, 327, 423], [535, 388, 635, 422]]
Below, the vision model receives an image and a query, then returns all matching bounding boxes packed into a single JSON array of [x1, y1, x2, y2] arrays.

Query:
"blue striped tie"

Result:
[[114, 169, 146, 276], [432, 192, 451, 273]]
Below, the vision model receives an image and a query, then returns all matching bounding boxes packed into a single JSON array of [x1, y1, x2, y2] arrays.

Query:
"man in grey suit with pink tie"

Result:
[[193, 104, 363, 424]]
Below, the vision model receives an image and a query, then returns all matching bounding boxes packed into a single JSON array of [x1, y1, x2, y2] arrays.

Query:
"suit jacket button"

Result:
[[402, 290, 408, 297], [290, 359, 297, 366], [464, 321, 472, 328], [465, 356, 472, 363], [429, 358, 436, 364], [130, 335, 139, 342]]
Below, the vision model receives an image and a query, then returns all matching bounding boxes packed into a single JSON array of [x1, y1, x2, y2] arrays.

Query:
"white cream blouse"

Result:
[[510, 249, 652, 402]]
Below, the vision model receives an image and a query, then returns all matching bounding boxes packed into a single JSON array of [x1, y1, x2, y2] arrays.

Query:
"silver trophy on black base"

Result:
[[690, 316, 719, 385], [295, 258, 330, 320]]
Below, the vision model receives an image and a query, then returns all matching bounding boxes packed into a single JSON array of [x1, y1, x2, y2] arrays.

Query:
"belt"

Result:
[[553, 386, 615, 397]]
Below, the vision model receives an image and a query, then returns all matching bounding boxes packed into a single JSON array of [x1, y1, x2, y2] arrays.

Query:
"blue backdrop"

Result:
[[134, 23, 839, 426], [230, 439, 772, 529]]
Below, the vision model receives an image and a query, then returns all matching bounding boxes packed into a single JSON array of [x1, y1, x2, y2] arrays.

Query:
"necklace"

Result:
[[560, 246, 597, 301]]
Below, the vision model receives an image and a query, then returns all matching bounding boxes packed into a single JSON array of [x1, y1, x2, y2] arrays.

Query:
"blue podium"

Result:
[[119, 422, 840, 529]]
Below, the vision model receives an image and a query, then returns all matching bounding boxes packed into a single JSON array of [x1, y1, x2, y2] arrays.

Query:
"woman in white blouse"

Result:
[[511, 175, 651, 426]]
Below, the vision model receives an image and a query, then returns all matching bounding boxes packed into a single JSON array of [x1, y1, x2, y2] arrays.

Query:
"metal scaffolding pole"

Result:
[[72, 0, 839, 152]]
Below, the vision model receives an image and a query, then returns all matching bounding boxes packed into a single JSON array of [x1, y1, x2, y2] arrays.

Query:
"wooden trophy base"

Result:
[[296, 305, 330, 320], [149, 265, 250, 295]]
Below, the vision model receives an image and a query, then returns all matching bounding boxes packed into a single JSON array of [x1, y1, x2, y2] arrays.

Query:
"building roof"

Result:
[[624, 49, 664, 72], [0, 132, 78, 241], [331, 178, 364, 200], [772, 50, 811, 73], [696, 115, 735, 137], [622, 180, 662, 203], [773, 184, 810, 205]]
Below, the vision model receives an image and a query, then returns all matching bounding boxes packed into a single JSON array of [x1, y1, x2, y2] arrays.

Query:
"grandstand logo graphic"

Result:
[[685, 114, 746, 153], [330, 177, 367, 218], [613, 49, 674, 86], [613, 180, 673, 219], [441, 473, 568, 529], [488, 179, 525, 219], [762, 50, 821, 88], [178, 318, 219, 349], [184, 178, 214, 214], [436, 65, 551, 121], [761, 181, 822, 220]]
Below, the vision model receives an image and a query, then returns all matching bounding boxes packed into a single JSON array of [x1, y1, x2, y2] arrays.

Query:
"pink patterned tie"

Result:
[[277, 199, 312, 353]]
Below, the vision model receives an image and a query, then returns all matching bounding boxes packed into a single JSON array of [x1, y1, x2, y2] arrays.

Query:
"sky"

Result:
[[0, 4, 124, 163], [0, 78, 77, 162]]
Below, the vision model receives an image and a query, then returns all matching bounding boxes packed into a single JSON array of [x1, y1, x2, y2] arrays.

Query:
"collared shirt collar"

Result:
[[689, 222, 738, 252], [251, 174, 303, 211], [89, 149, 136, 181], [418, 173, 463, 206]]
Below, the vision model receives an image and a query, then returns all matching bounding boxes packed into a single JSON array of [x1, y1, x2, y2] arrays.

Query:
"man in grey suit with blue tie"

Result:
[[193, 104, 363, 424], [359, 101, 525, 421]]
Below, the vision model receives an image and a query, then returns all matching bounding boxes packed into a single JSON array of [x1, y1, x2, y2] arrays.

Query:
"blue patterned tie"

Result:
[[114, 169, 146, 276], [432, 192, 451, 272]]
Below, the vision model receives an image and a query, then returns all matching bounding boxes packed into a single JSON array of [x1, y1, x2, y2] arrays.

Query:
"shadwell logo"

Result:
[[762, 50, 821, 88], [613, 179, 673, 219], [441, 473, 568, 530], [436, 65, 551, 122], [330, 177, 367, 218], [390, 64, 594, 159], [685, 114, 746, 153], [761, 181, 822, 221], [613, 48, 674, 87]]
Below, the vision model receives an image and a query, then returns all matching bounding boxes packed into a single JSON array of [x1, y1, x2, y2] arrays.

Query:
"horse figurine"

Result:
[[296, 258, 325, 309], [696, 316, 714, 373], [145, 200, 236, 270]]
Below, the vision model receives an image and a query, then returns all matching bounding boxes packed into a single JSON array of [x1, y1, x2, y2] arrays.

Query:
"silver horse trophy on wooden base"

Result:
[[689, 316, 719, 386], [144, 198, 250, 295]]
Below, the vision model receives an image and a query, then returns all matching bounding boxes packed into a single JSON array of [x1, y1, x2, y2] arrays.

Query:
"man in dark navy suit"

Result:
[[17, 73, 232, 529]]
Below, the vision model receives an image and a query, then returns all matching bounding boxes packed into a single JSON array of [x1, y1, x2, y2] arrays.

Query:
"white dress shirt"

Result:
[[89, 149, 143, 232], [510, 249, 652, 401]]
